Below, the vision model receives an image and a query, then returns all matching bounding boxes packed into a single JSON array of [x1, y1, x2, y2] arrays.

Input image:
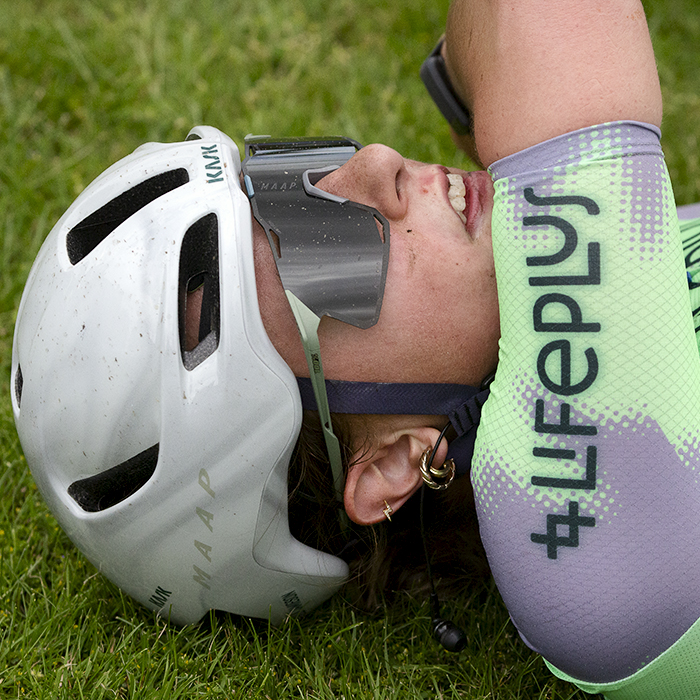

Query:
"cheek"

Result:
[[391, 235, 500, 378], [388, 228, 494, 312], [446, 246, 499, 337]]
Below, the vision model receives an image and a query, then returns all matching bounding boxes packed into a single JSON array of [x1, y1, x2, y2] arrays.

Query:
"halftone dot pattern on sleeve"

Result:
[[476, 122, 700, 685]]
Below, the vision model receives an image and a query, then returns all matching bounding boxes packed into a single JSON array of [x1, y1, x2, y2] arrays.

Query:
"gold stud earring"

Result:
[[419, 446, 456, 490], [382, 500, 393, 522]]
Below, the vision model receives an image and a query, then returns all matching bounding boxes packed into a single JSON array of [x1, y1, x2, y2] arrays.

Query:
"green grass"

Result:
[[1, 0, 699, 697]]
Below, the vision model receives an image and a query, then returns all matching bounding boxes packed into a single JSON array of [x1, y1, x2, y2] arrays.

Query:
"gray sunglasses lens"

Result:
[[242, 140, 390, 329]]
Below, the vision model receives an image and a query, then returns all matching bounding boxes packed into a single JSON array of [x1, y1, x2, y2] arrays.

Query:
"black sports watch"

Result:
[[420, 37, 472, 136]]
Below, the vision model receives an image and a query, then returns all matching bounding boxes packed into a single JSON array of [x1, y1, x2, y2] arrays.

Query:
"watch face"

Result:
[[420, 38, 472, 135]]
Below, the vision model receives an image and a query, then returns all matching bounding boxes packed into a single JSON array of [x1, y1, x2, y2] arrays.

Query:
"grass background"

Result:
[[1, 0, 698, 697]]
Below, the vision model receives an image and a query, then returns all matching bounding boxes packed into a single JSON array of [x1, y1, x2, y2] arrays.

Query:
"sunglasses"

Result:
[[420, 38, 472, 136], [242, 137, 391, 507]]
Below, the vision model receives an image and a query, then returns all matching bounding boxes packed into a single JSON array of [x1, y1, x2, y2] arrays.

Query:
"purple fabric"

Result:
[[678, 202, 700, 220], [476, 381, 700, 681], [296, 378, 490, 476], [296, 377, 482, 415], [480, 122, 700, 683]]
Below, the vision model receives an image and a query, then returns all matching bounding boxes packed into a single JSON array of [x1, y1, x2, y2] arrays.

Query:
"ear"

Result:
[[343, 425, 449, 525]]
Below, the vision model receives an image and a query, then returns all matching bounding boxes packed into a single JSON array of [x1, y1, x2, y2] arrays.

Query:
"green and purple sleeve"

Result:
[[477, 122, 700, 698]]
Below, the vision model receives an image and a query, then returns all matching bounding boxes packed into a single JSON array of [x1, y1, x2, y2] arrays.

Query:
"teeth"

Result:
[[447, 173, 467, 224]]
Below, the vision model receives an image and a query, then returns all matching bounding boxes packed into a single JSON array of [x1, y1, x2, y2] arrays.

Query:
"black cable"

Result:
[[420, 422, 467, 653]]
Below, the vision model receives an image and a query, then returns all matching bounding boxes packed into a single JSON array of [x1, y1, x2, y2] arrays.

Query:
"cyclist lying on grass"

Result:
[[12, 1, 700, 697]]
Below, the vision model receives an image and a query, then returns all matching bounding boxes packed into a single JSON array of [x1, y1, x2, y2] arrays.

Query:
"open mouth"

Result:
[[447, 173, 467, 224]]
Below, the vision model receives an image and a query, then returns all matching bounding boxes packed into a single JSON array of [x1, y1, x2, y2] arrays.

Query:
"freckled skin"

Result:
[[253, 143, 500, 388]]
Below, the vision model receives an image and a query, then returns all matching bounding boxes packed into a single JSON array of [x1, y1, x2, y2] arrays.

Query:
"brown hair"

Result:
[[287, 411, 490, 612]]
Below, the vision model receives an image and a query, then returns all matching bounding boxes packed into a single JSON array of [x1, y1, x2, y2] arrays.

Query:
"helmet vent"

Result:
[[179, 213, 220, 370], [68, 444, 159, 513], [14, 365, 23, 409], [66, 169, 190, 265]]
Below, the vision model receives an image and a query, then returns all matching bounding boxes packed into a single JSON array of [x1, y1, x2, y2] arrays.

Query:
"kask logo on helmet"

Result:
[[200, 144, 224, 184], [148, 586, 172, 608]]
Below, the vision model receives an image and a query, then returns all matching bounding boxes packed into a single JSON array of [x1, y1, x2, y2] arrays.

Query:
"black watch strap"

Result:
[[420, 38, 472, 136]]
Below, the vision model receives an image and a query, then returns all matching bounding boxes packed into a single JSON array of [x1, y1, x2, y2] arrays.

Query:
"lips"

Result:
[[447, 170, 492, 240]]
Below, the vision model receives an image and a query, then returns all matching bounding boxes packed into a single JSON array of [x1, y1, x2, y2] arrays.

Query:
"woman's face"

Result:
[[253, 143, 500, 388]]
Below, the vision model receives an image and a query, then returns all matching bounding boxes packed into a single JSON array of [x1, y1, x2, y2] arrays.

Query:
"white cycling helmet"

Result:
[[11, 126, 352, 624], [11, 125, 491, 626]]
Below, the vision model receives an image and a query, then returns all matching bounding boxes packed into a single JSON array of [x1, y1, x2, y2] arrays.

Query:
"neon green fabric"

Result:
[[544, 215, 700, 699], [546, 615, 700, 699], [476, 122, 700, 692], [682, 216, 700, 355]]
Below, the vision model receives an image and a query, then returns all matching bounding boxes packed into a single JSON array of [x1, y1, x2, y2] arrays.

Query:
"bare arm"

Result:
[[444, 0, 662, 166]]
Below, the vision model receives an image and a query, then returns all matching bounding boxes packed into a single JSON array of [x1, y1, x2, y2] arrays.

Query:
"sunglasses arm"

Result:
[[285, 291, 346, 508]]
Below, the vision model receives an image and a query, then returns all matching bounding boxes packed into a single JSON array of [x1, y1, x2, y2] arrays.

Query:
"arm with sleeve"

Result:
[[473, 121, 700, 698]]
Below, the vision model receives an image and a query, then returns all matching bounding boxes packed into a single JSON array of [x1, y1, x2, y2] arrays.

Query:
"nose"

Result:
[[317, 144, 408, 221]]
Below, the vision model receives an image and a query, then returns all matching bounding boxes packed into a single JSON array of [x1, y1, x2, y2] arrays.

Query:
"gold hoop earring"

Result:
[[419, 446, 456, 491], [382, 500, 393, 522]]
